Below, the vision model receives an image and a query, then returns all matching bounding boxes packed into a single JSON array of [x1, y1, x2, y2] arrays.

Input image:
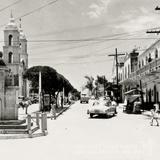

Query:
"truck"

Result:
[[80, 90, 90, 103]]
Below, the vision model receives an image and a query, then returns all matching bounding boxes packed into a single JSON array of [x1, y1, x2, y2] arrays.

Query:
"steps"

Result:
[[0, 119, 35, 134]]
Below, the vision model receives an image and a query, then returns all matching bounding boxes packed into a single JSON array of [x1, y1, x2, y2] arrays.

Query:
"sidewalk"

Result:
[[0, 103, 73, 139], [18, 103, 72, 119]]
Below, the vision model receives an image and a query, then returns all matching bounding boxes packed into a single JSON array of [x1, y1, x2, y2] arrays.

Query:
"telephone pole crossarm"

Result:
[[146, 30, 160, 34], [155, 6, 160, 10], [108, 53, 125, 56]]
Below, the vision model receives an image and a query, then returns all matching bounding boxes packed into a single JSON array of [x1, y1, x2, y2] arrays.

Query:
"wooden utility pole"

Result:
[[39, 71, 42, 111], [146, 6, 160, 34], [103, 75, 105, 96], [108, 48, 125, 103]]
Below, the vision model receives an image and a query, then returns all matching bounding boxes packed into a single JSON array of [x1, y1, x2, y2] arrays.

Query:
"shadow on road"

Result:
[[89, 114, 117, 119]]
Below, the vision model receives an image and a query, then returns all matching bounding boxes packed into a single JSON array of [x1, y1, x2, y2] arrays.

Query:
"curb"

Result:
[[49, 104, 72, 119], [0, 131, 48, 140]]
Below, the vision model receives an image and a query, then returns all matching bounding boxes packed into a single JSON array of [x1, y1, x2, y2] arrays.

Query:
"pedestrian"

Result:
[[111, 97, 117, 114], [51, 103, 56, 120], [150, 104, 159, 126]]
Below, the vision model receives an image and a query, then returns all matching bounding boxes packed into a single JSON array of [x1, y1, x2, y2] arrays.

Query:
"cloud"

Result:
[[67, 0, 76, 5], [115, 7, 160, 33], [86, 0, 111, 19]]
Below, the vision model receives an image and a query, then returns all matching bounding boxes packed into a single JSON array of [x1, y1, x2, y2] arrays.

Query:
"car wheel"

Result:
[[90, 113, 93, 118], [80, 101, 82, 103]]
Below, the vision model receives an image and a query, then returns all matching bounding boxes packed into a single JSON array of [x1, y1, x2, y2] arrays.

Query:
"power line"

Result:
[[0, 0, 22, 13], [27, 37, 158, 42], [16, 0, 59, 20], [0, 0, 59, 28], [52, 59, 112, 66], [0, 37, 157, 43]]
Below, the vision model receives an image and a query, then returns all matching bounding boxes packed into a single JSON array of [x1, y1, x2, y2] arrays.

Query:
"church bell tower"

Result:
[[3, 13, 28, 97]]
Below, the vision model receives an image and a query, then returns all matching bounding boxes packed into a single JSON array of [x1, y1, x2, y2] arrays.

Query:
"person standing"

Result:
[[150, 104, 159, 126]]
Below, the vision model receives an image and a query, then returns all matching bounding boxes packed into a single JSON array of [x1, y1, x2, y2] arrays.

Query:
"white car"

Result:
[[87, 98, 117, 118]]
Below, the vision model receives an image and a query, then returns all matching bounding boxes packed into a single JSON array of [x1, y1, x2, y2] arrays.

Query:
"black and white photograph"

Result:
[[0, 0, 160, 160]]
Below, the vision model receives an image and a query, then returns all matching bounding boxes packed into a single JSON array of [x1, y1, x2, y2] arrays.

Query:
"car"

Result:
[[87, 98, 117, 118]]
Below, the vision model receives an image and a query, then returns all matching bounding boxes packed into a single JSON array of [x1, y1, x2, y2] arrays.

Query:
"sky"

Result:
[[0, 0, 160, 90]]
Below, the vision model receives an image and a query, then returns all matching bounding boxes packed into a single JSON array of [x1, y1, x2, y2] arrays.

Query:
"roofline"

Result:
[[139, 39, 160, 57]]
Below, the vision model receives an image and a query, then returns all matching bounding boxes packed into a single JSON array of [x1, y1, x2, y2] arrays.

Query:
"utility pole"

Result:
[[39, 71, 42, 111], [103, 75, 105, 96], [146, 6, 160, 34], [108, 48, 125, 103]]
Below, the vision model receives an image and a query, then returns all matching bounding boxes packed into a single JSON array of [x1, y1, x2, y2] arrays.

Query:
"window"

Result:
[[148, 53, 152, 62], [139, 61, 141, 68], [142, 59, 144, 66], [155, 49, 158, 58], [146, 56, 148, 64], [8, 52, 13, 63], [9, 35, 13, 46], [0, 51, 3, 58]]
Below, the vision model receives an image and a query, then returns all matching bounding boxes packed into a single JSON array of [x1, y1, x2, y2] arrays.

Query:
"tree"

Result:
[[94, 75, 108, 97], [24, 65, 77, 110], [84, 76, 94, 95]]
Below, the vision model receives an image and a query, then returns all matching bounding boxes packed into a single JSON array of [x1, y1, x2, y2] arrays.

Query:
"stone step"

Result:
[[0, 129, 28, 134], [0, 119, 26, 125], [0, 124, 28, 129], [0, 122, 33, 130], [0, 125, 39, 134]]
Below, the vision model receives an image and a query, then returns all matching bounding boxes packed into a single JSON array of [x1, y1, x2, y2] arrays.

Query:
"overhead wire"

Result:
[[0, 0, 22, 13], [0, 0, 59, 28], [0, 0, 158, 65]]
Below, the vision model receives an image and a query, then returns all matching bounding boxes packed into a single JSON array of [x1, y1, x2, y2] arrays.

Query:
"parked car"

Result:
[[87, 97, 117, 118]]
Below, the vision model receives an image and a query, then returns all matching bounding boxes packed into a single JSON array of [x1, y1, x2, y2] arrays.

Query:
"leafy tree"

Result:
[[94, 75, 108, 97], [24, 66, 76, 110]]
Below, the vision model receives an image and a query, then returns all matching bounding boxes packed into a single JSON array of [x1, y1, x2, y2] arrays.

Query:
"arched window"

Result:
[[148, 53, 152, 63], [8, 52, 13, 63], [9, 35, 13, 46], [155, 49, 158, 58], [142, 59, 144, 66]]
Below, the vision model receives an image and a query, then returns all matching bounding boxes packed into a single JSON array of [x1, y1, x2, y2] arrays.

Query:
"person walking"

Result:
[[150, 104, 159, 126], [51, 103, 56, 120]]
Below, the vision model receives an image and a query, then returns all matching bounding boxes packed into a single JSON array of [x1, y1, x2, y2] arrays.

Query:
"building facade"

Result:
[[114, 40, 160, 105]]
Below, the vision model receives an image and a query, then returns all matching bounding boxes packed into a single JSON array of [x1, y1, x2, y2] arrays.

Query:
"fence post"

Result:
[[41, 113, 47, 135], [36, 112, 40, 128], [27, 114, 32, 137]]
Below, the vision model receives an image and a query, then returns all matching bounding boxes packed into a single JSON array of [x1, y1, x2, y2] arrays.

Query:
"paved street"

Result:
[[0, 101, 160, 160]]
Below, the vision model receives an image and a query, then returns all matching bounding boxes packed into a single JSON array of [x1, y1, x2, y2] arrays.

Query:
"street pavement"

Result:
[[0, 101, 160, 160]]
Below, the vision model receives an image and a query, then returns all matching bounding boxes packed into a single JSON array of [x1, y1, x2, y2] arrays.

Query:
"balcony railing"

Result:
[[125, 58, 160, 80]]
